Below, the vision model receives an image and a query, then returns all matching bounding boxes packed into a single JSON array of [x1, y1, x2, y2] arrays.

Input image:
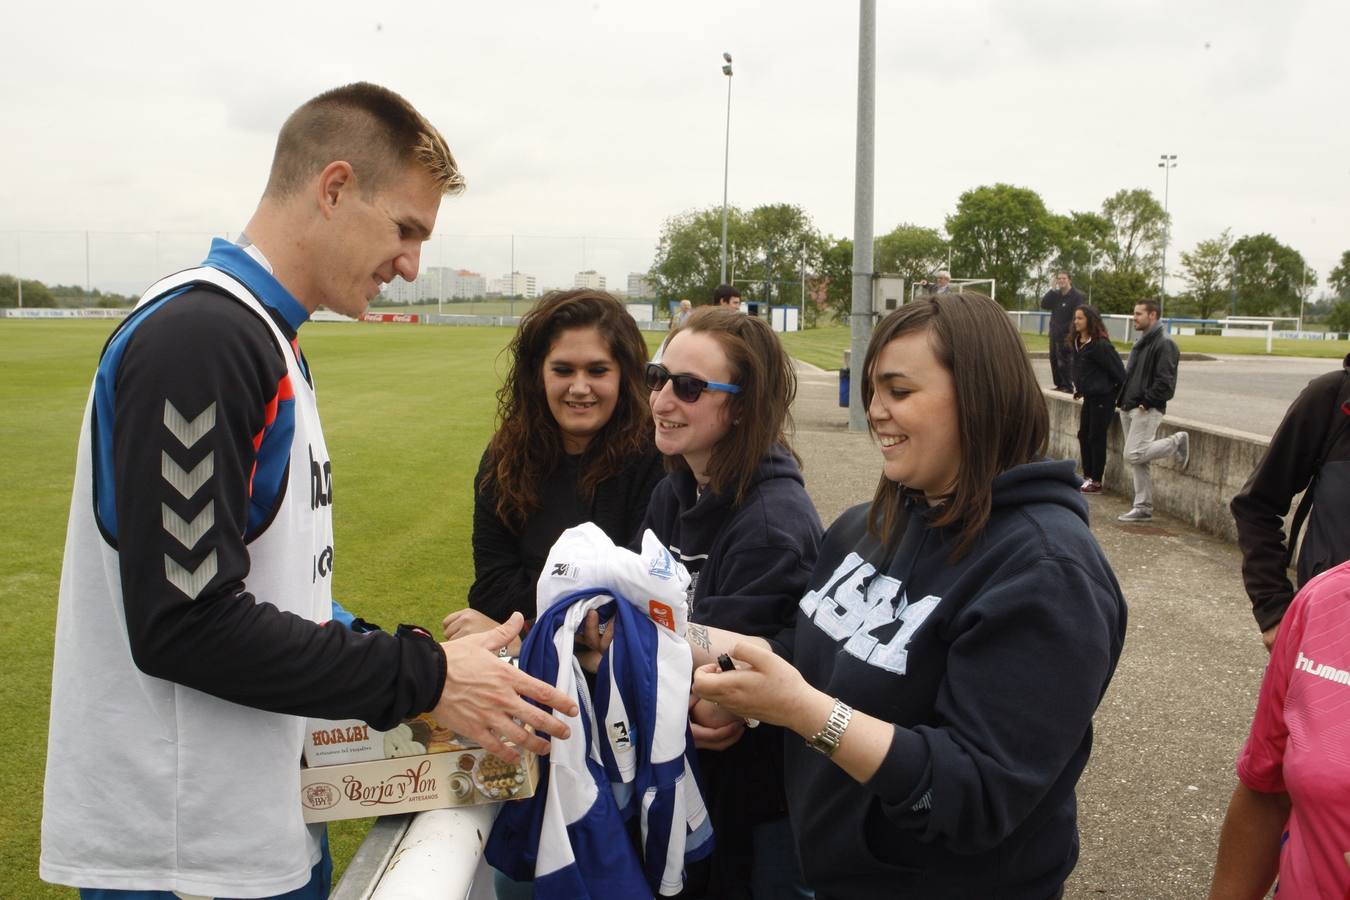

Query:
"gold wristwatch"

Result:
[[806, 698, 853, 757]]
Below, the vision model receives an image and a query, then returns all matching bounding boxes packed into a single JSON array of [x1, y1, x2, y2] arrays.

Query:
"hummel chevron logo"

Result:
[[164, 550, 217, 599], [163, 400, 216, 449], [161, 451, 214, 499], [161, 501, 214, 550]]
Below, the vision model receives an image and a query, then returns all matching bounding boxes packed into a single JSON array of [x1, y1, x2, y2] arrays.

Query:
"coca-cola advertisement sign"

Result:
[[360, 312, 420, 324]]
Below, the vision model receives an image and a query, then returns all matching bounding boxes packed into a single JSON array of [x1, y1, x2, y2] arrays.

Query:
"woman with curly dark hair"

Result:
[[1068, 304, 1125, 493], [443, 289, 665, 642]]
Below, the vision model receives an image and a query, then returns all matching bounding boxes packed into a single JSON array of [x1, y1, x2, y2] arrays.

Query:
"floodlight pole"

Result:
[[719, 53, 734, 286], [1157, 154, 1177, 317], [800, 241, 806, 331], [1298, 263, 1307, 334], [849, 0, 876, 432], [1088, 250, 1095, 306]]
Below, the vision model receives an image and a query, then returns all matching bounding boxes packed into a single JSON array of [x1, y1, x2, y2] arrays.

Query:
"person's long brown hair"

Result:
[[484, 289, 651, 530], [863, 293, 1048, 560], [663, 307, 799, 504]]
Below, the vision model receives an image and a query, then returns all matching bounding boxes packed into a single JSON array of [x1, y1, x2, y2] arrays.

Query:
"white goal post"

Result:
[[907, 278, 996, 304], [1221, 316, 1297, 354]]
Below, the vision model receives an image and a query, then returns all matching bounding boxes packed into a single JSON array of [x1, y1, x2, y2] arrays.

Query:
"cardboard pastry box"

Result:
[[299, 713, 537, 823]]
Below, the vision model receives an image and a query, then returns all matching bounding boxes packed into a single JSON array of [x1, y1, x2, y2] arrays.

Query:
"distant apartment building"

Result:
[[626, 272, 654, 298], [489, 271, 538, 298], [381, 266, 465, 304], [573, 270, 606, 291], [449, 269, 486, 300], [380, 277, 421, 304]]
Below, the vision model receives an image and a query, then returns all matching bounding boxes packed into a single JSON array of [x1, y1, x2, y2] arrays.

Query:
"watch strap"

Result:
[[807, 698, 853, 757]]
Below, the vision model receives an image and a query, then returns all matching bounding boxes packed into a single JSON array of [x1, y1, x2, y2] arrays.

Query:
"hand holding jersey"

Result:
[[435, 611, 577, 761], [442, 605, 523, 658], [688, 694, 744, 751]]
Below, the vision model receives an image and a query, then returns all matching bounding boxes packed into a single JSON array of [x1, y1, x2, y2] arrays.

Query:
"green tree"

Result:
[[649, 203, 822, 309], [649, 206, 751, 304], [1100, 188, 1168, 278], [1229, 234, 1312, 317], [1328, 298, 1350, 335], [1179, 229, 1234, 320], [47, 283, 135, 308], [1049, 211, 1112, 284], [815, 235, 855, 323], [811, 224, 948, 324], [0, 274, 57, 308], [1328, 249, 1350, 300], [740, 203, 823, 309], [874, 223, 948, 285], [1089, 268, 1153, 315], [945, 183, 1055, 308]]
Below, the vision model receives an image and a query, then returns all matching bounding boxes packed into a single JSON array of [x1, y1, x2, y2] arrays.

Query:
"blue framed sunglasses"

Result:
[[645, 362, 741, 402]]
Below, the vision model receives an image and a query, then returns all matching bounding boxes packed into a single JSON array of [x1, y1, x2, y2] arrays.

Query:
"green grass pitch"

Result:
[[3, 314, 1342, 896], [0, 319, 545, 895]]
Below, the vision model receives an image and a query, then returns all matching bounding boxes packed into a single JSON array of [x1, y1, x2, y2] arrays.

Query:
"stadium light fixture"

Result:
[[720, 53, 734, 285], [1158, 153, 1177, 317]]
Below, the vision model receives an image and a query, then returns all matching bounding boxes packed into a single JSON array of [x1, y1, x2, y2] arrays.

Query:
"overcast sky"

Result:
[[2, 0, 1346, 298]]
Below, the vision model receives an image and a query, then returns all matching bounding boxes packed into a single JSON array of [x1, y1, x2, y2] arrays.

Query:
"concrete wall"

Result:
[[1043, 390, 1276, 542]]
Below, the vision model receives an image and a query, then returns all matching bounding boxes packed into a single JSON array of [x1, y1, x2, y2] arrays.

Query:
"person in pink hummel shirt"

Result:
[[1208, 559, 1350, 899]]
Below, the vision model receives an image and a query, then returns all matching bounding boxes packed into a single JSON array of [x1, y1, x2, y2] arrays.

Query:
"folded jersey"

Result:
[[488, 524, 711, 898]]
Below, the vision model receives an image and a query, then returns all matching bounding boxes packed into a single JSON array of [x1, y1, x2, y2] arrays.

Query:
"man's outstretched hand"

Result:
[[432, 612, 577, 762]]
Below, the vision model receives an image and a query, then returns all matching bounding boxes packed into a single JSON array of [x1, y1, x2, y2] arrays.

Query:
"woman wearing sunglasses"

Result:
[[443, 289, 665, 646], [641, 305, 822, 899]]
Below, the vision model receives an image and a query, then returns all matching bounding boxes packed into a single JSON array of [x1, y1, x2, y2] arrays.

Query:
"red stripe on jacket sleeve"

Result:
[[248, 372, 294, 498]]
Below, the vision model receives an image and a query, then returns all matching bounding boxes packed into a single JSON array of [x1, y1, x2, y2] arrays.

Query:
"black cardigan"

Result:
[[1231, 357, 1350, 630], [1070, 336, 1126, 398], [467, 444, 666, 622]]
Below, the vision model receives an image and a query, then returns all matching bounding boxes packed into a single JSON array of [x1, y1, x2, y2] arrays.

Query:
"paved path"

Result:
[[790, 362, 1267, 899], [1031, 353, 1342, 438]]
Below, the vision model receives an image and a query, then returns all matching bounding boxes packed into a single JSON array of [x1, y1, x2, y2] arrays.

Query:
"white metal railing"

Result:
[[333, 805, 499, 900]]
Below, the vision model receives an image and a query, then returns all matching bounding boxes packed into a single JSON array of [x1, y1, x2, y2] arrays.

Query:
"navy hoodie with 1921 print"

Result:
[[787, 458, 1126, 899]]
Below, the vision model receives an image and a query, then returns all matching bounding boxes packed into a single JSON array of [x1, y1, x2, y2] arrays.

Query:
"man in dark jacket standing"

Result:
[[1116, 298, 1189, 522], [1041, 272, 1083, 391], [1231, 355, 1350, 650]]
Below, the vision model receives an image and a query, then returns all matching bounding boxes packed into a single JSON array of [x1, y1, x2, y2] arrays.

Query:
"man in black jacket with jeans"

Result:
[[1116, 298, 1190, 522]]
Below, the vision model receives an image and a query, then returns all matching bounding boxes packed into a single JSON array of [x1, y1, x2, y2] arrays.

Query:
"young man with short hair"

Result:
[[1116, 298, 1190, 522], [712, 282, 741, 309], [40, 82, 576, 899]]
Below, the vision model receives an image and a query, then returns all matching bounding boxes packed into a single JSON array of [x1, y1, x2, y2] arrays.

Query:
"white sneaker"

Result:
[[1174, 432, 1190, 471], [1118, 507, 1153, 523]]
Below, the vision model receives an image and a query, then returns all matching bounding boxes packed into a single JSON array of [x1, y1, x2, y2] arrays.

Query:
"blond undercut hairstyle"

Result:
[[263, 82, 465, 199]]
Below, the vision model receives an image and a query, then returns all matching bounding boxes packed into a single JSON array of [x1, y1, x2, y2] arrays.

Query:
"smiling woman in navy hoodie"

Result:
[[691, 293, 1127, 899], [642, 305, 822, 899]]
